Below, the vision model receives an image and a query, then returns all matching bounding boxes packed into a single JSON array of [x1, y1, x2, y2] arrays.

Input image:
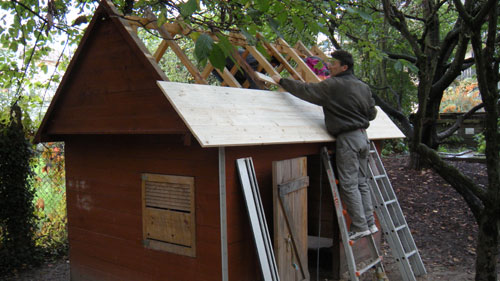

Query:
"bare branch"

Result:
[[416, 143, 485, 221], [385, 52, 417, 64], [432, 29, 469, 93], [10, 0, 72, 34], [472, 0, 498, 28], [370, 89, 413, 137], [453, 0, 473, 25], [437, 21, 463, 67]]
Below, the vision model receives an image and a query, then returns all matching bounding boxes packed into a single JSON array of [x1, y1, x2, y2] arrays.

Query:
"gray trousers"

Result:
[[335, 129, 374, 232]]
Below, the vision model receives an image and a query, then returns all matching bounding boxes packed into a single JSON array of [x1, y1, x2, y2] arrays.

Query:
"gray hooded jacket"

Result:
[[279, 73, 377, 137]]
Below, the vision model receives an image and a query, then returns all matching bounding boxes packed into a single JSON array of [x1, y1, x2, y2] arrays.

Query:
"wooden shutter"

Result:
[[272, 157, 310, 280], [142, 173, 196, 257]]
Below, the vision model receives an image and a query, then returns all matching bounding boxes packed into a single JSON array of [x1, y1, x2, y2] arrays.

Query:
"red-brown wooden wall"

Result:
[[64, 133, 328, 280], [37, 6, 187, 142], [65, 135, 220, 281]]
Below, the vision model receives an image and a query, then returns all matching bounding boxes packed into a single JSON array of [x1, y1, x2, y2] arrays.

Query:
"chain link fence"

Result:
[[32, 142, 67, 254]]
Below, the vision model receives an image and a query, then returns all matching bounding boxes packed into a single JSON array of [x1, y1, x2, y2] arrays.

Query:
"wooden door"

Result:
[[272, 157, 310, 280]]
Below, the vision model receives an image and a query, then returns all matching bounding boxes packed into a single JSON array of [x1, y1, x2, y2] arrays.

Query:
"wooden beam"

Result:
[[125, 16, 186, 37], [146, 18, 208, 84], [311, 45, 330, 62], [255, 72, 278, 85], [245, 45, 280, 77], [256, 34, 304, 82], [294, 41, 314, 57], [125, 16, 156, 29], [201, 64, 215, 79], [228, 32, 251, 47], [230, 49, 267, 89], [117, 17, 169, 81], [277, 38, 321, 83], [153, 40, 169, 62], [215, 66, 242, 88]]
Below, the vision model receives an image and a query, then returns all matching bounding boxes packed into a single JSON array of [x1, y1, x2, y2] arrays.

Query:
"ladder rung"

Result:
[[356, 256, 383, 276], [394, 224, 406, 232], [367, 141, 426, 279], [384, 199, 397, 206], [404, 250, 417, 259]]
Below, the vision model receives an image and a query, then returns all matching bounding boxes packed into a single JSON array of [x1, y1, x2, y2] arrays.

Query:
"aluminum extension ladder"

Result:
[[367, 142, 427, 281], [320, 147, 385, 281]]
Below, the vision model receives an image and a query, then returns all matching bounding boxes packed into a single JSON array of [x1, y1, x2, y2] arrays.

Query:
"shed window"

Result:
[[142, 173, 196, 257]]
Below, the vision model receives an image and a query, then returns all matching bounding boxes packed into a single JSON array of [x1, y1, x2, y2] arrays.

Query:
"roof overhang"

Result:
[[157, 81, 405, 147]]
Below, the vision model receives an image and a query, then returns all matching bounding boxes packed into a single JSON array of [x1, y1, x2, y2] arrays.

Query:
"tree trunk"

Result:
[[475, 208, 499, 281]]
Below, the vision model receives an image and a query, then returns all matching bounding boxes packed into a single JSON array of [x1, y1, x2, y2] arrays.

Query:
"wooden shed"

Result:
[[35, 1, 404, 280]]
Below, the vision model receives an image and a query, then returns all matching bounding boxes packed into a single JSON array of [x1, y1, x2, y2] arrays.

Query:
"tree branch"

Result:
[[416, 143, 485, 221], [385, 52, 417, 64], [370, 90, 413, 137], [432, 28, 469, 94], [10, 0, 74, 34], [437, 103, 485, 141], [381, 0, 423, 59], [472, 0, 498, 28], [453, 0, 473, 25], [437, 22, 462, 68]]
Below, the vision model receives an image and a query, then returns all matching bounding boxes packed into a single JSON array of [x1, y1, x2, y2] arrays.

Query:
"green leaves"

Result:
[[209, 43, 226, 71], [254, 0, 270, 12], [394, 59, 418, 73], [194, 33, 213, 63], [194, 33, 230, 71], [291, 15, 304, 32], [344, 6, 373, 22], [180, 0, 199, 17], [0, 104, 37, 273]]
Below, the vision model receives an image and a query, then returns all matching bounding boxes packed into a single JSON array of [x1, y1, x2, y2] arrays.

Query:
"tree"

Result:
[[377, 0, 476, 167], [0, 0, 91, 132], [416, 0, 499, 280]]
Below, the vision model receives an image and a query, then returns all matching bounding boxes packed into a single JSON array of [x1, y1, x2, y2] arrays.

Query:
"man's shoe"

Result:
[[348, 229, 371, 240], [369, 224, 379, 234]]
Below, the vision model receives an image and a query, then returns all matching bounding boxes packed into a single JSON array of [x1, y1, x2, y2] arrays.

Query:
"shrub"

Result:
[[0, 105, 38, 274]]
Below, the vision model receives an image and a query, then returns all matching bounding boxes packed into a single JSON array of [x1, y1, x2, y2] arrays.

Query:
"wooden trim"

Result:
[[115, 16, 169, 81], [218, 147, 228, 281], [278, 176, 309, 196]]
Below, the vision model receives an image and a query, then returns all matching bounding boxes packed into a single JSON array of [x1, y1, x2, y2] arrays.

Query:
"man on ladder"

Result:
[[272, 50, 378, 240]]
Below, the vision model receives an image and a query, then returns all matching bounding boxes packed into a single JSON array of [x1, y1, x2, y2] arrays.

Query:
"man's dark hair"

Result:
[[331, 50, 354, 71]]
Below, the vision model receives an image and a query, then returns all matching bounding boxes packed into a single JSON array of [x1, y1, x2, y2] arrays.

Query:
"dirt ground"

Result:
[[379, 154, 492, 281], [2, 154, 498, 280]]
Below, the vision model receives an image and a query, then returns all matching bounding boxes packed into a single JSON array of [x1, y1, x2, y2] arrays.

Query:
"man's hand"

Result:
[[271, 75, 281, 84]]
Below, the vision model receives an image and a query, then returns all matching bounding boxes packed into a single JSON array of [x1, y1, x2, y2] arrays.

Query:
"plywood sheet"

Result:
[[157, 81, 404, 147]]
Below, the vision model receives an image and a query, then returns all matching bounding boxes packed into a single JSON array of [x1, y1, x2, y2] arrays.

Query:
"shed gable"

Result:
[[35, 2, 187, 142]]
